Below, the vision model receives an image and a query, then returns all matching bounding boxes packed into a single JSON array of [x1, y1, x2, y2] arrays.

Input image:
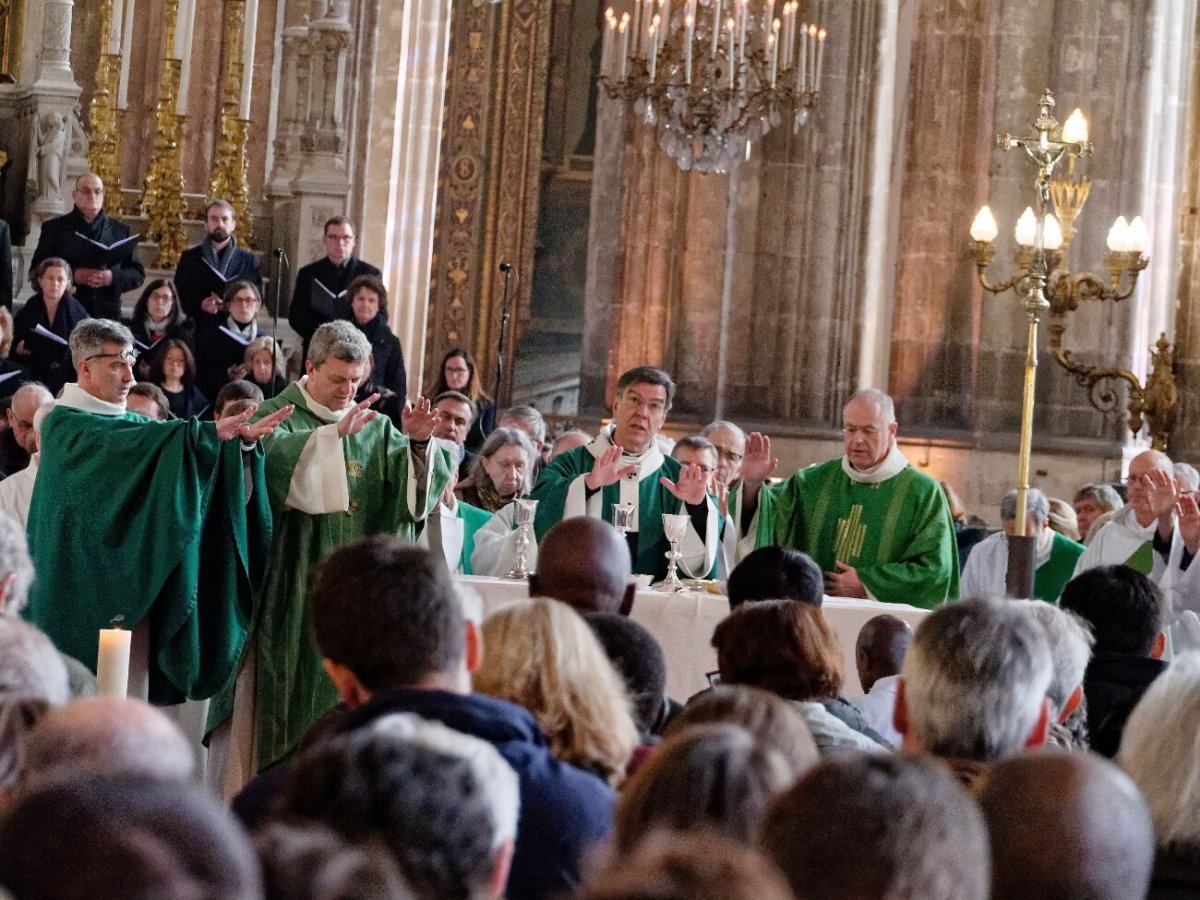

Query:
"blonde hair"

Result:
[[475, 598, 639, 785], [244, 336, 286, 379], [0, 307, 12, 358]]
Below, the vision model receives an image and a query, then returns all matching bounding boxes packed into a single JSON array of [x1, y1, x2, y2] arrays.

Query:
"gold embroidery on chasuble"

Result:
[[834, 504, 867, 564], [346, 459, 363, 479]]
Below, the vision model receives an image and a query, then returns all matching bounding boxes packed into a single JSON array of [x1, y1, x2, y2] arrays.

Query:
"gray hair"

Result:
[[1000, 488, 1049, 526], [0, 618, 69, 706], [1073, 483, 1123, 511], [1013, 600, 1094, 714], [471, 427, 535, 495], [372, 713, 520, 851], [308, 320, 371, 367], [68, 319, 133, 367], [615, 366, 675, 412], [1175, 463, 1200, 492], [0, 513, 34, 616], [847, 388, 896, 424], [701, 420, 746, 442], [672, 436, 716, 460], [499, 405, 546, 446], [1118, 653, 1200, 849], [902, 597, 1053, 762]]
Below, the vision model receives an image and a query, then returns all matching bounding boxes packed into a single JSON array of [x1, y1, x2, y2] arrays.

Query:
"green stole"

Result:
[[1032, 531, 1086, 601], [458, 501, 493, 575], [1124, 540, 1156, 575]]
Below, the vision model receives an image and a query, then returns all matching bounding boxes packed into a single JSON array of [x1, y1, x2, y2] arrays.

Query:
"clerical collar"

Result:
[[58, 382, 127, 416], [842, 441, 908, 484], [1111, 503, 1157, 537], [297, 376, 351, 424], [588, 424, 665, 478]]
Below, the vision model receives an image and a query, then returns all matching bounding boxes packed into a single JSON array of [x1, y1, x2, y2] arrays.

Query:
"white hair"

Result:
[[902, 597, 1052, 761], [371, 713, 520, 851], [700, 420, 746, 442], [0, 512, 35, 616], [1118, 653, 1200, 850], [1012, 600, 1094, 713], [0, 618, 69, 706], [847, 388, 896, 424], [1000, 488, 1050, 527], [1175, 462, 1200, 493]]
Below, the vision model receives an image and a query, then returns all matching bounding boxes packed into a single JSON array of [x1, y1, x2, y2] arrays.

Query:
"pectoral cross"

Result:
[[346, 459, 363, 478], [834, 504, 867, 563]]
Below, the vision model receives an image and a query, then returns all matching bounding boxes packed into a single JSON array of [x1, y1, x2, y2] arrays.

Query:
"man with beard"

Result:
[[174, 200, 262, 327]]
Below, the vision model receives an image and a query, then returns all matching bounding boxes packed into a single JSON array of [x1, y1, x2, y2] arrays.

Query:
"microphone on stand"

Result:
[[494, 262, 516, 405]]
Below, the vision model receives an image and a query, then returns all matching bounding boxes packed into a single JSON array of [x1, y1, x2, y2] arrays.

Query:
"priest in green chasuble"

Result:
[[213, 321, 451, 777], [26, 319, 293, 704], [506, 366, 716, 580], [960, 489, 1084, 602], [742, 389, 958, 608]]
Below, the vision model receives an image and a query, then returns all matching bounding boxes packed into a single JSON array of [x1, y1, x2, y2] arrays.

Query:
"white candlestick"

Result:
[[175, 0, 196, 116], [240, 0, 259, 119], [815, 27, 825, 92], [727, 17, 734, 88], [602, 15, 614, 77], [97, 627, 131, 698], [116, 0, 137, 108], [108, 0, 124, 55], [685, 13, 694, 82], [768, 32, 777, 87], [619, 17, 629, 79], [797, 21, 807, 89], [712, 0, 721, 57]]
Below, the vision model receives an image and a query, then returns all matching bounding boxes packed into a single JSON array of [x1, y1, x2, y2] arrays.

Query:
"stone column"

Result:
[[266, 24, 310, 199]]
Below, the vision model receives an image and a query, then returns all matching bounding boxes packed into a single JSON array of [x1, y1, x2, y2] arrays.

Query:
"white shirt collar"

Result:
[[297, 375, 351, 424], [841, 441, 909, 484], [58, 383, 127, 416]]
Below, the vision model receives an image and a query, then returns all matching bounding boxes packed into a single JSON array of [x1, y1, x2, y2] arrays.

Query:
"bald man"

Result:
[[528, 517, 635, 616], [976, 752, 1155, 900], [0, 383, 53, 479], [852, 614, 912, 748]]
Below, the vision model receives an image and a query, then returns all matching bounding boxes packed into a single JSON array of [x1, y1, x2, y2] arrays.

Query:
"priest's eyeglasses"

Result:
[[842, 425, 882, 437], [712, 447, 744, 464], [84, 349, 139, 363]]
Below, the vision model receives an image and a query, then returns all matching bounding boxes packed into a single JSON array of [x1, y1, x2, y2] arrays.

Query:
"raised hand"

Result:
[[824, 561, 866, 598], [661, 463, 709, 506], [1179, 493, 1200, 554], [1144, 467, 1180, 520], [402, 396, 438, 442], [216, 403, 295, 441], [337, 395, 380, 438], [712, 475, 730, 517], [741, 432, 778, 484], [585, 445, 637, 491]]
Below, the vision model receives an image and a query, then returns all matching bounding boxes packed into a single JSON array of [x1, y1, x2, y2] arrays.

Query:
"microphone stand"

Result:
[[493, 262, 515, 406], [270, 248, 289, 385]]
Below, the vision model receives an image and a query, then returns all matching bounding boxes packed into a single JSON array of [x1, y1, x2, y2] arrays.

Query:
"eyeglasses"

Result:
[[84, 349, 139, 363], [842, 425, 882, 437], [711, 446, 744, 464]]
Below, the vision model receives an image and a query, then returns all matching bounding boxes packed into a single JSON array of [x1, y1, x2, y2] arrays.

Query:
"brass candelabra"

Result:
[[140, 2, 187, 266], [208, 0, 253, 243], [85, 0, 123, 204]]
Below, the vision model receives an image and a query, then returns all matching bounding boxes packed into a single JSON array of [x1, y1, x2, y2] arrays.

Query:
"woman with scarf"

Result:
[[123, 279, 194, 379], [193, 280, 261, 401]]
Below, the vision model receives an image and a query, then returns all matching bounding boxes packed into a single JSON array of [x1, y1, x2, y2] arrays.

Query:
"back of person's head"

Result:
[[581, 831, 793, 900], [585, 612, 668, 736], [475, 598, 639, 785], [712, 600, 843, 701], [666, 685, 819, 775], [0, 697, 49, 802], [1012, 600, 1094, 717], [1046, 497, 1081, 540], [977, 751, 1155, 900], [311, 538, 464, 695], [0, 772, 261, 900], [1060, 565, 1164, 656], [255, 822, 417, 900], [855, 614, 913, 693], [899, 597, 1052, 762], [215, 379, 264, 417], [760, 752, 989, 900], [727, 546, 823, 608], [278, 727, 499, 899], [23, 696, 194, 788], [613, 723, 799, 854], [0, 512, 34, 616], [126, 382, 170, 420], [1118, 652, 1200, 852], [0, 618, 68, 706], [1176, 462, 1200, 492], [530, 517, 634, 615], [497, 405, 546, 447], [1000, 487, 1049, 526]]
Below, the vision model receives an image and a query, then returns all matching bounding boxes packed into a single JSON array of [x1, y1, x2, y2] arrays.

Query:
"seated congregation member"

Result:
[[1177, 461, 1200, 494], [1016, 599, 1095, 750], [0, 616, 69, 706], [309, 537, 615, 900], [760, 753, 989, 900], [851, 614, 912, 748], [498, 405, 548, 464], [194, 279, 262, 401], [1118, 653, 1200, 897], [713, 600, 889, 753], [457, 426, 535, 514], [231, 335, 287, 399], [174, 198, 261, 326], [530, 366, 717, 581], [612, 724, 805, 855], [0, 773, 262, 900], [1060, 565, 1168, 757], [431, 390, 478, 478], [146, 338, 208, 419], [727, 544, 824, 608], [428, 346, 494, 455], [346, 274, 405, 403], [254, 823, 415, 900], [0, 382, 52, 480], [214, 378, 263, 420], [741, 389, 959, 605], [1074, 481, 1125, 545], [0, 307, 27, 384], [12, 257, 89, 394], [960, 488, 1085, 601], [475, 598, 640, 786], [1048, 495, 1082, 541], [586, 612, 672, 740], [977, 752, 1155, 900], [0, 698, 48, 807], [895, 597, 1053, 785], [123, 278, 193, 377], [125, 382, 169, 420], [549, 428, 591, 459], [526, 516, 635, 615]]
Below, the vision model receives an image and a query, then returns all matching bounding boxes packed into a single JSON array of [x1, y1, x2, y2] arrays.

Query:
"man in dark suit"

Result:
[[288, 216, 381, 359], [174, 199, 261, 327], [30, 173, 145, 319], [0, 217, 12, 310]]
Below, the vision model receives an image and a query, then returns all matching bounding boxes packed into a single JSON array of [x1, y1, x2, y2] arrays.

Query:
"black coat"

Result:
[[1082, 651, 1168, 758], [123, 317, 196, 377], [289, 256, 381, 347], [354, 312, 406, 400], [162, 383, 210, 420], [12, 293, 90, 395], [31, 207, 145, 319], [174, 239, 261, 326], [0, 218, 12, 310], [194, 321, 256, 402]]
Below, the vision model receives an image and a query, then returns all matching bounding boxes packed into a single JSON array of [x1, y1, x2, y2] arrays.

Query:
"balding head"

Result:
[[855, 614, 912, 692], [24, 696, 194, 787], [8, 383, 52, 455], [529, 517, 635, 615], [977, 751, 1155, 900], [549, 430, 591, 460]]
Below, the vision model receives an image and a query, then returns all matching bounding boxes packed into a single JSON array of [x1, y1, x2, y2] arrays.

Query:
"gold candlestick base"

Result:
[[140, 58, 187, 267], [86, 52, 123, 198], [208, 103, 253, 244]]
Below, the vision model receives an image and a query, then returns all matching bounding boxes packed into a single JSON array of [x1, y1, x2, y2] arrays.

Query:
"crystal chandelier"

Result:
[[599, 0, 826, 173]]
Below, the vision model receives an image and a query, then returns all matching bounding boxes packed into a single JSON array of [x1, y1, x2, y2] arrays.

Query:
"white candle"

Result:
[[738, 0, 747, 64], [807, 24, 817, 91], [648, 22, 657, 79], [768, 31, 777, 87], [175, 0, 196, 116], [785, 6, 795, 69], [727, 17, 734, 88], [684, 13, 694, 82], [240, 0, 259, 119], [108, 0, 124, 55], [97, 627, 131, 698], [815, 27, 825, 92], [619, 16, 629, 79], [797, 21, 807, 90], [661, 0, 670, 42], [116, 0, 137, 108], [712, 0, 721, 57], [602, 13, 614, 77]]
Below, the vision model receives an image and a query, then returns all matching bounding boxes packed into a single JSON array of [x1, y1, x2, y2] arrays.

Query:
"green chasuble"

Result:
[[226, 380, 451, 770], [27, 405, 270, 704], [1032, 532, 1086, 602], [416, 500, 492, 574], [457, 502, 492, 575], [755, 457, 959, 607]]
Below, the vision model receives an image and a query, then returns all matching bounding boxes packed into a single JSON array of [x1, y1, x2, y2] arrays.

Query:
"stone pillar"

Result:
[[266, 24, 310, 200]]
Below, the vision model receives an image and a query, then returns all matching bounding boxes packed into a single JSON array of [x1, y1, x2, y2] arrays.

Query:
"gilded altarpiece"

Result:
[[427, 0, 554, 403]]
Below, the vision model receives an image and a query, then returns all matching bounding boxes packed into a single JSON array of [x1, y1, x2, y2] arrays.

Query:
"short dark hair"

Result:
[[132, 279, 185, 331], [127, 383, 170, 420], [1059, 565, 1163, 656], [215, 380, 264, 417], [222, 279, 261, 307], [30, 257, 74, 294], [147, 338, 197, 389], [615, 366, 675, 412], [761, 753, 989, 900], [323, 215, 354, 235], [279, 729, 495, 899], [585, 612, 668, 736], [346, 273, 387, 308], [713, 600, 843, 700], [671, 435, 716, 458], [727, 546, 824, 608], [433, 390, 478, 421], [310, 538, 464, 691]]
